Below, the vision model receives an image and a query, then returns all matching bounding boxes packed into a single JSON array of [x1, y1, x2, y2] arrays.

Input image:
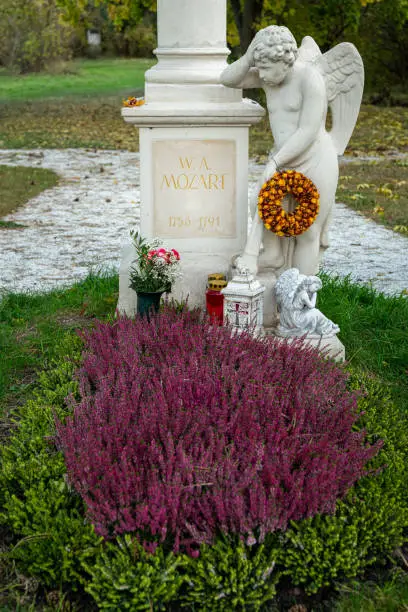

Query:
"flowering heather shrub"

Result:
[[56, 308, 381, 554]]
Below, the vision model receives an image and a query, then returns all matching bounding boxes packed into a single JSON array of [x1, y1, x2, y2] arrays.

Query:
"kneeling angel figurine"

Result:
[[274, 268, 340, 337]]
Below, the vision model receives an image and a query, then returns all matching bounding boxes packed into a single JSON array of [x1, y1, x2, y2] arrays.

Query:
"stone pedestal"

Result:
[[265, 329, 346, 362], [117, 0, 264, 315]]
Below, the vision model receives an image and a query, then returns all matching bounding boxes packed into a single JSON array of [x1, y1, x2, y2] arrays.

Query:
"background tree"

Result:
[[0, 0, 74, 72], [56, 0, 157, 57], [357, 0, 408, 91]]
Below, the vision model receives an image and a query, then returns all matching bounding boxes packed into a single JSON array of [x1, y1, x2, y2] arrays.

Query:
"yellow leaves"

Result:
[[123, 96, 145, 108], [393, 225, 408, 234], [376, 186, 394, 198], [0, 97, 140, 151], [356, 183, 373, 190], [373, 205, 385, 215]]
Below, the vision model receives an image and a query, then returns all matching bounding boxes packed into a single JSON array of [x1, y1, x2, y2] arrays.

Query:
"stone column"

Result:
[[118, 0, 264, 315]]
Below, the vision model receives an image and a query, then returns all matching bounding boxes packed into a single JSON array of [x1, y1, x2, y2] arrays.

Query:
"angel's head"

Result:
[[303, 275, 322, 294], [252, 26, 298, 85]]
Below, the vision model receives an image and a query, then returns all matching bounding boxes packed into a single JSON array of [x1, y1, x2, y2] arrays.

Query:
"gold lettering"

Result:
[[199, 175, 209, 189], [200, 157, 210, 170], [179, 157, 193, 169], [198, 216, 222, 231], [188, 174, 199, 190], [177, 174, 189, 190], [161, 171, 227, 191], [208, 174, 219, 190], [161, 174, 177, 189]]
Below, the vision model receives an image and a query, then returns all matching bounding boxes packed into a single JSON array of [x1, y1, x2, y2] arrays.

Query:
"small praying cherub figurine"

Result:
[[274, 268, 340, 337], [220, 25, 364, 277]]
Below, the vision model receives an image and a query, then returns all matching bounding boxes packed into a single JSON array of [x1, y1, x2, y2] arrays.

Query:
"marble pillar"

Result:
[[117, 0, 264, 315]]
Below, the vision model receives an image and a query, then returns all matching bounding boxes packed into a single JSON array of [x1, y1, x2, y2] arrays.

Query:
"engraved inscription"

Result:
[[153, 140, 236, 238]]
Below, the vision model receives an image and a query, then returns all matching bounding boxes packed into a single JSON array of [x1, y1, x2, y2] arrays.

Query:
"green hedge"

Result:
[[1, 332, 407, 609]]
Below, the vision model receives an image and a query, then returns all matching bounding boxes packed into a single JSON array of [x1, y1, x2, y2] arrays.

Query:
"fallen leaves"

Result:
[[337, 159, 408, 232], [0, 97, 140, 151]]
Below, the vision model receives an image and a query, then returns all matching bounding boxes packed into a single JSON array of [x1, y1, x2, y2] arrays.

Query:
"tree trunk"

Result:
[[230, 0, 264, 54]]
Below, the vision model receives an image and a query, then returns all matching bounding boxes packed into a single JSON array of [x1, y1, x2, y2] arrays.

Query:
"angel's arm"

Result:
[[273, 66, 326, 169], [298, 288, 315, 309], [220, 41, 261, 89], [307, 291, 317, 308]]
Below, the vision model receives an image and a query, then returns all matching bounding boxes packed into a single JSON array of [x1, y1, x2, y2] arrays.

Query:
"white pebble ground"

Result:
[[1, 149, 407, 296]]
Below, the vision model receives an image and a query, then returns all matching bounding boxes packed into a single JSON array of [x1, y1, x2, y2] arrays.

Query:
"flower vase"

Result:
[[136, 291, 164, 318]]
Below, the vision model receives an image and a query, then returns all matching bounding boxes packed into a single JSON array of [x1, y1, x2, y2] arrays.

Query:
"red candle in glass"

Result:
[[205, 276, 227, 325]]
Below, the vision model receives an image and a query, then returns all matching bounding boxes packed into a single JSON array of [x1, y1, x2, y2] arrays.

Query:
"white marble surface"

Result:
[[0, 148, 407, 297], [220, 27, 364, 278]]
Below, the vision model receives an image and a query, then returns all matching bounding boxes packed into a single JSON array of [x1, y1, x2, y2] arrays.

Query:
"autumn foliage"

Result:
[[56, 308, 381, 554]]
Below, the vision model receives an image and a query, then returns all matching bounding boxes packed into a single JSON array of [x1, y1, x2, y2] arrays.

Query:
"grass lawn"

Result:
[[0, 58, 154, 101], [0, 165, 59, 222], [337, 159, 408, 235], [0, 273, 118, 418], [0, 57, 152, 150]]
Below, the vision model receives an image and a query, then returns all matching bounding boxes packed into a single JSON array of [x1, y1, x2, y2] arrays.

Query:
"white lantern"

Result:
[[222, 272, 265, 335]]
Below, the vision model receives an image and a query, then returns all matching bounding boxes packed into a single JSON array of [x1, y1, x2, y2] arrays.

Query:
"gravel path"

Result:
[[1, 148, 407, 296]]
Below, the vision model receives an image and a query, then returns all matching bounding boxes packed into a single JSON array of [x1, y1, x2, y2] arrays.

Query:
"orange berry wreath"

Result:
[[258, 170, 320, 237]]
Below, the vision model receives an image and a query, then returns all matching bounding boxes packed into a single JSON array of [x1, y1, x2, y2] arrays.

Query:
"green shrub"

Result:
[[180, 535, 280, 611], [0, 334, 102, 589], [274, 370, 408, 594], [1, 331, 407, 608], [83, 535, 184, 611]]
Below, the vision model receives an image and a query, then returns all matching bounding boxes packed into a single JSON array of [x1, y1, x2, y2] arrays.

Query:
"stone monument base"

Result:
[[117, 243, 235, 316], [264, 329, 346, 363]]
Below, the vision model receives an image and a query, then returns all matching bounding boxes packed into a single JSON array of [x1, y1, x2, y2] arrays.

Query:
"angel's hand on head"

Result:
[[245, 37, 260, 67]]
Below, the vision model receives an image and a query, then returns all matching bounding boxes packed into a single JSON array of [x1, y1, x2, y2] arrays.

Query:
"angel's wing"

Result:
[[318, 43, 364, 154], [274, 268, 301, 312], [298, 37, 364, 155], [298, 35, 322, 63]]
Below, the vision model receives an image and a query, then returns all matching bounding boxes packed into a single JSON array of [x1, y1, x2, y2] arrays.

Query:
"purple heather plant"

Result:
[[55, 307, 382, 555]]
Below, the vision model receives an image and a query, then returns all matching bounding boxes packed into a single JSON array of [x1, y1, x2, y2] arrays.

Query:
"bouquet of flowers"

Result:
[[129, 231, 181, 294]]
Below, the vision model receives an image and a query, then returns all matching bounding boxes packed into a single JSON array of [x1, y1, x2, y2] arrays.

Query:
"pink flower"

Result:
[[171, 249, 180, 260], [147, 249, 158, 260], [156, 248, 170, 262]]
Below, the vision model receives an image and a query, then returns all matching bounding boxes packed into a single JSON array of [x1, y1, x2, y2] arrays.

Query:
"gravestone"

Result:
[[117, 0, 264, 315]]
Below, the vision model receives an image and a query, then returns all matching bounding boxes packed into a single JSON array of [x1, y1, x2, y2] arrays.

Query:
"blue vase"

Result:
[[136, 291, 164, 318]]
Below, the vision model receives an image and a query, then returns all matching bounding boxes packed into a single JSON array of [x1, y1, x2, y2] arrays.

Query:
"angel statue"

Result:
[[274, 268, 340, 337], [220, 25, 364, 277]]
